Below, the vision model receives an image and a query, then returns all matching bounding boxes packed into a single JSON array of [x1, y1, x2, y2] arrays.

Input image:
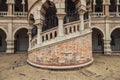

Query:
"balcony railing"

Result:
[[0, 11, 8, 16], [0, 11, 27, 17], [13, 12, 28, 17], [91, 12, 104, 17]]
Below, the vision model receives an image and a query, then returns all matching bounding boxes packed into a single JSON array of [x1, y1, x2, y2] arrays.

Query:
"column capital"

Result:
[[103, 0, 110, 5], [35, 23, 43, 29], [57, 13, 66, 20], [6, 0, 15, 4], [22, 0, 25, 5]]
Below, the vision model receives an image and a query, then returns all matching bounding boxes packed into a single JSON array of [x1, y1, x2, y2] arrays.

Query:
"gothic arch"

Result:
[[91, 26, 105, 39], [13, 27, 28, 40], [110, 26, 120, 35], [0, 27, 8, 37]]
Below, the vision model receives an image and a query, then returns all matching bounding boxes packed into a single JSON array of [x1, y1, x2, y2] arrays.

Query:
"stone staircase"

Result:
[[27, 20, 93, 69]]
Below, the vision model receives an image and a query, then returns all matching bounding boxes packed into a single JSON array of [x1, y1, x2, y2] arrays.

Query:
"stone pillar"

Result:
[[79, 11, 85, 31], [104, 0, 110, 17], [6, 23, 14, 53], [93, 0, 96, 12], [88, 10, 92, 28], [104, 20, 111, 55], [36, 23, 43, 45], [57, 13, 65, 37], [116, 0, 120, 16], [27, 28, 32, 51], [104, 40, 111, 55], [22, 0, 25, 12], [6, 0, 14, 16]]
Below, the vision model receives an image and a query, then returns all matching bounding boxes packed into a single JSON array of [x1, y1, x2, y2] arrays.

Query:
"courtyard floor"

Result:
[[0, 53, 120, 80]]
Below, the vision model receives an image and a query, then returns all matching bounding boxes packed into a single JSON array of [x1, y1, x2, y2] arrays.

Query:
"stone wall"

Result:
[[28, 33, 92, 67]]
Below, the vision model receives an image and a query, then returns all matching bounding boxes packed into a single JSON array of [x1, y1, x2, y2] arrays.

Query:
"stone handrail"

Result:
[[30, 20, 91, 49], [0, 11, 8, 16]]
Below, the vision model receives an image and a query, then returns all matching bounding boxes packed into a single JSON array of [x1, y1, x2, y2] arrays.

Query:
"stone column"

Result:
[[93, 0, 96, 12], [104, 20, 111, 55], [27, 28, 32, 51], [104, 0, 110, 17], [6, 23, 14, 53], [116, 0, 120, 16], [22, 0, 25, 12], [6, 0, 14, 16], [79, 11, 85, 32], [36, 23, 43, 46], [57, 13, 65, 37], [88, 10, 92, 28]]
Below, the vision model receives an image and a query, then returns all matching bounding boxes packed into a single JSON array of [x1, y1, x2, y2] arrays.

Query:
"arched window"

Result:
[[32, 25, 37, 38], [42, 1, 58, 31], [64, 0, 79, 23], [84, 12, 89, 20]]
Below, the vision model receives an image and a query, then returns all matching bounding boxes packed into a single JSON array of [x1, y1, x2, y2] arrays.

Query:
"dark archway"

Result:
[[42, 0, 58, 31], [92, 28, 104, 53], [14, 28, 28, 52], [111, 28, 120, 51], [0, 29, 7, 52], [64, 0, 79, 23]]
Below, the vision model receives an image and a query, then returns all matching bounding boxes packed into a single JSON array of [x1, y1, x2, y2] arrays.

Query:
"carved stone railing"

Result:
[[109, 12, 116, 17], [0, 11, 8, 16], [91, 12, 104, 17], [13, 12, 28, 17], [41, 27, 58, 42], [30, 20, 91, 49], [64, 21, 80, 35]]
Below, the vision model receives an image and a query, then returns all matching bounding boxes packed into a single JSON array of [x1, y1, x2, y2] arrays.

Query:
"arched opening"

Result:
[[109, 0, 116, 12], [111, 28, 120, 51], [42, 0, 58, 31], [32, 25, 37, 38], [95, 0, 103, 12], [14, 28, 28, 53], [0, 0, 8, 11], [92, 28, 104, 53], [0, 29, 7, 52], [64, 0, 79, 23]]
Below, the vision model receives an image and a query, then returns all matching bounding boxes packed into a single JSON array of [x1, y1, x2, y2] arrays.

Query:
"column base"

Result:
[[6, 40, 14, 54], [104, 40, 112, 55]]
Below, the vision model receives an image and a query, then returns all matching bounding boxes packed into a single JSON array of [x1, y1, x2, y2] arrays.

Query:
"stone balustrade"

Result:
[[91, 12, 104, 17], [64, 21, 80, 35], [0, 11, 8, 16], [41, 27, 58, 42], [109, 12, 116, 17], [13, 12, 28, 17], [0, 11, 27, 17]]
